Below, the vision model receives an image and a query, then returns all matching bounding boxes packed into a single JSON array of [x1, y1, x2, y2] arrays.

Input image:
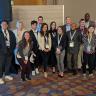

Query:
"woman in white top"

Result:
[[38, 23, 52, 78], [13, 21, 26, 65]]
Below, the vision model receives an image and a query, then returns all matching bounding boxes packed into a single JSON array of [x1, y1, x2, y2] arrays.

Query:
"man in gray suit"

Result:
[[66, 23, 82, 75]]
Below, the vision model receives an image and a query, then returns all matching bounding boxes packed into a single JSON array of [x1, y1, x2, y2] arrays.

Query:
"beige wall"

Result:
[[11, 5, 64, 29], [14, 0, 46, 5], [47, 0, 96, 23]]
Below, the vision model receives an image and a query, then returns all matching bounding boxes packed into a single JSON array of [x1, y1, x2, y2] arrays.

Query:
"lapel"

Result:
[[68, 30, 77, 41]]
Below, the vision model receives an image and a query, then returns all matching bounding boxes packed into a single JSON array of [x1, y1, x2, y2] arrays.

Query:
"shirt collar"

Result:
[[32, 29, 37, 33]]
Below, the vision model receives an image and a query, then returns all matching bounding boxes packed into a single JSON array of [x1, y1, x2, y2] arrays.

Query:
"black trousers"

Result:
[[31, 50, 41, 71], [0, 53, 12, 78], [67, 52, 78, 71], [49, 48, 57, 67], [41, 51, 50, 72], [82, 52, 95, 74], [17, 58, 31, 79], [37, 50, 42, 67]]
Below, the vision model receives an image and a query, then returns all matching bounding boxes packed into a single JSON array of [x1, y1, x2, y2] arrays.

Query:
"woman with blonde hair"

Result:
[[13, 20, 26, 65]]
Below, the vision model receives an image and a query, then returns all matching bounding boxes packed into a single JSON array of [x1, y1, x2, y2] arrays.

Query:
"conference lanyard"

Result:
[[45, 35, 49, 44], [58, 35, 62, 46], [70, 30, 76, 41], [88, 35, 92, 45]]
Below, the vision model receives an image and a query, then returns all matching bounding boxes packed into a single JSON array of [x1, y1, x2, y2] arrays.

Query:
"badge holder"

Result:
[[25, 56, 28, 61], [87, 45, 91, 52], [69, 41, 74, 48]]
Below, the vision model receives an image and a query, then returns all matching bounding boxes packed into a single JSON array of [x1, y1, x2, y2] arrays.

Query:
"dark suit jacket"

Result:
[[53, 34, 67, 52], [0, 29, 16, 55], [63, 24, 71, 33], [66, 30, 82, 54], [48, 29, 57, 49], [29, 30, 39, 51]]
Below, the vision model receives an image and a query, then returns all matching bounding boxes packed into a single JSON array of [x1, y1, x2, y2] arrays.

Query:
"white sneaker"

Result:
[[32, 71, 36, 76], [83, 74, 87, 79], [35, 68, 39, 74], [44, 72, 48, 78], [5, 76, 13, 80], [0, 79, 4, 84], [89, 74, 94, 78]]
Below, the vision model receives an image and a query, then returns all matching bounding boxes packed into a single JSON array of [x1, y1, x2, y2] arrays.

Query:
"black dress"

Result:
[[48, 29, 57, 67]]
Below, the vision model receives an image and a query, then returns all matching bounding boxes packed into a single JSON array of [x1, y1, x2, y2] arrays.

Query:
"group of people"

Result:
[[0, 13, 96, 84]]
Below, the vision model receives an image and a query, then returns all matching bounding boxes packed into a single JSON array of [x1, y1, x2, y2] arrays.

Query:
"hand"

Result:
[[56, 48, 61, 54], [24, 60, 28, 64], [44, 49, 50, 52], [16, 44, 18, 48]]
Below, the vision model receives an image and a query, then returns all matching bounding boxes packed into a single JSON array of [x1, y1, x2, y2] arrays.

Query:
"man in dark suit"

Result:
[[0, 20, 16, 84], [62, 17, 72, 70], [84, 13, 95, 28], [29, 20, 40, 76], [63, 16, 72, 33], [66, 23, 82, 75]]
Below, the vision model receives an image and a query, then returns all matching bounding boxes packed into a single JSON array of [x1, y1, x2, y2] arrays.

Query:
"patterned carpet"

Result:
[[0, 70, 96, 96]]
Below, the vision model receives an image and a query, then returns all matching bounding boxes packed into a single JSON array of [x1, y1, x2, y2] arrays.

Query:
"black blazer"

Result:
[[53, 34, 67, 52], [63, 24, 71, 33], [49, 29, 57, 48], [0, 29, 16, 55], [29, 30, 39, 50]]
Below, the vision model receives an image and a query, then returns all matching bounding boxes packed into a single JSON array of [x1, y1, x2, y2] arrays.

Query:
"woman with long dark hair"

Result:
[[49, 21, 57, 73], [38, 23, 52, 78], [17, 31, 34, 81]]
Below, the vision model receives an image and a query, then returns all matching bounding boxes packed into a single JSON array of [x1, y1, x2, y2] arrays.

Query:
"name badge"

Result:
[[87, 45, 91, 52], [25, 56, 28, 61], [45, 44, 49, 49], [69, 41, 74, 47], [6, 41, 10, 47]]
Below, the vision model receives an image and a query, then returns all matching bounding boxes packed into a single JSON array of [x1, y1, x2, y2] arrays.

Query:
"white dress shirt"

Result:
[[2, 29, 10, 47]]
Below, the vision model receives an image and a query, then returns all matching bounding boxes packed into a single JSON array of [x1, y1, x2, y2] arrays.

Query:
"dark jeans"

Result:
[[0, 53, 12, 78], [67, 52, 78, 72], [41, 51, 50, 72], [37, 50, 42, 67], [82, 52, 95, 74], [17, 58, 31, 79]]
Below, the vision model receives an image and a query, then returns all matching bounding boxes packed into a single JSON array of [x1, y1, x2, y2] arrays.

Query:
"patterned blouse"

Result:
[[82, 33, 96, 54]]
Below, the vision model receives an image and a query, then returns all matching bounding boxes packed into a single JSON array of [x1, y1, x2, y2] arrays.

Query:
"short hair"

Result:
[[1, 20, 8, 25], [85, 13, 90, 17], [31, 20, 37, 25], [38, 16, 43, 20], [66, 16, 71, 19], [79, 19, 85, 23]]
